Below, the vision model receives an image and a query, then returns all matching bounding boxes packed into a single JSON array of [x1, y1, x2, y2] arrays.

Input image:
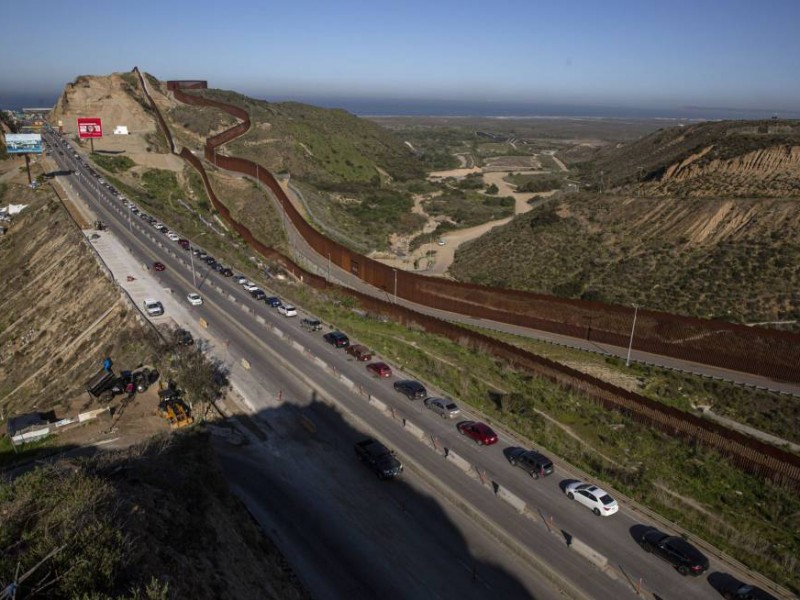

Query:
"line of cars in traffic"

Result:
[[307, 323, 737, 584]]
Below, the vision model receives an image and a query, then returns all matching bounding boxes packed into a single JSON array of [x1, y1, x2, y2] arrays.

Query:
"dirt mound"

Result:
[[50, 71, 184, 173]]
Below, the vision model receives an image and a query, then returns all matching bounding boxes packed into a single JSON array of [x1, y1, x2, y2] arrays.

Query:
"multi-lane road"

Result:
[[43, 128, 786, 600]]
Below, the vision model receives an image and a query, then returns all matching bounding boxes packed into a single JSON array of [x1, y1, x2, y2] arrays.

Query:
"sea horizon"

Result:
[[3, 91, 799, 122]]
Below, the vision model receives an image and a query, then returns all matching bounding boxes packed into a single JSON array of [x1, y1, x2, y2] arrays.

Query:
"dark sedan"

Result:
[[323, 331, 350, 348], [393, 380, 427, 400], [639, 529, 709, 576]]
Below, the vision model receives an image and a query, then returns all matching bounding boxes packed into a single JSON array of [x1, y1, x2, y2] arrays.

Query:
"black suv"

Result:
[[393, 380, 427, 400], [507, 448, 554, 479], [639, 530, 709, 576], [323, 331, 349, 348], [251, 289, 266, 301]]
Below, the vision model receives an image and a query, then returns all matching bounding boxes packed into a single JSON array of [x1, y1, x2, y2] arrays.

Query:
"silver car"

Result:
[[424, 397, 460, 419]]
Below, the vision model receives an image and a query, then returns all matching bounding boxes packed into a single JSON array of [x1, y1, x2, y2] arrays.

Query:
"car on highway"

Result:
[[278, 304, 297, 317], [721, 584, 778, 600], [638, 529, 709, 576], [507, 448, 554, 479], [366, 362, 392, 378], [300, 318, 322, 332], [393, 379, 427, 400], [153, 262, 166, 272], [564, 482, 618, 516], [243, 283, 260, 292], [234, 275, 248, 285], [345, 344, 373, 361], [178, 239, 190, 250], [167, 232, 180, 242], [251, 289, 266, 301], [143, 299, 164, 317], [265, 296, 282, 308], [187, 292, 203, 306], [323, 331, 350, 348], [457, 421, 498, 446], [220, 267, 234, 277], [203, 255, 216, 265], [424, 397, 460, 418]]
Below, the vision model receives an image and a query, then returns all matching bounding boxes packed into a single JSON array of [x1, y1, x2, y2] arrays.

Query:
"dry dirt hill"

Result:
[[580, 119, 800, 197], [49, 71, 184, 173], [0, 160, 160, 419]]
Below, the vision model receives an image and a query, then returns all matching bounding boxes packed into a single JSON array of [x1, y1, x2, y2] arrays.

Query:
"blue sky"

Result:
[[2, 0, 799, 112]]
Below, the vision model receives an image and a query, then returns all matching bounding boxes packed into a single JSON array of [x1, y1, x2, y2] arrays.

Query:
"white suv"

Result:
[[143, 298, 164, 316]]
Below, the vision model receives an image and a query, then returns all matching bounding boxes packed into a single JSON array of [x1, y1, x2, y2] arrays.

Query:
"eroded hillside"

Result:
[[450, 193, 800, 325], [0, 166, 160, 416]]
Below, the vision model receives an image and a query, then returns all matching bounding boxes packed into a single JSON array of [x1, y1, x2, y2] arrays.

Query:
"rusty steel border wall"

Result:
[[169, 85, 800, 384], [133, 74, 800, 488]]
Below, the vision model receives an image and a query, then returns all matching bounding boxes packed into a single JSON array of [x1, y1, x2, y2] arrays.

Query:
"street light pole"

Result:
[[625, 304, 639, 367]]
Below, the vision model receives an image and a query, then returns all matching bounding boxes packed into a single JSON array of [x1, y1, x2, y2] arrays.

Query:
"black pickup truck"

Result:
[[354, 438, 403, 480]]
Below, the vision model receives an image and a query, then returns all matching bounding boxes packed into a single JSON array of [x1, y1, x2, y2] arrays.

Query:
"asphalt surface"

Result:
[[43, 129, 788, 600]]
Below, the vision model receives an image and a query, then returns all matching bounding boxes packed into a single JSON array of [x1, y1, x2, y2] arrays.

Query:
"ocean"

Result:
[[3, 90, 797, 121]]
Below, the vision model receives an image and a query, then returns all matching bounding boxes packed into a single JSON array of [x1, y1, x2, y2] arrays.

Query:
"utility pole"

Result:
[[625, 304, 639, 367], [190, 249, 196, 288], [393, 269, 398, 304]]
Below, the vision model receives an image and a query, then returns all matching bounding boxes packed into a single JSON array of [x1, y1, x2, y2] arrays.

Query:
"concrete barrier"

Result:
[[314, 356, 327, 369], [78, 407, 110, 422], [495, 484, 527, 514], [216, 285, 223, 293], [272, 327, 285, 339], [12, 427, 51, 444], [255, 315, 266, 325], [291, 340, 305, 353], [369, 396, 389, 413], [228, 294, 236, 302], [241, 358, 251, 370], [569, 537, 609, 570], [339, 374, 354, 389], [403, 418, 426, 440], [240, 304, 251, 313], [445, 448, 473, 473]]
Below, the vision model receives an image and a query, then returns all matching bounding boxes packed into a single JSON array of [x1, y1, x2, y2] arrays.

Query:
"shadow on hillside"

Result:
[[2, 394, 538, 599]]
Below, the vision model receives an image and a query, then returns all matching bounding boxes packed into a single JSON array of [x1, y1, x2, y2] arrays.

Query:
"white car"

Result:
[[243, 283, 260, 292], [437, 238, 446, 246], [187, 292, 203, 306], [564, 482, 619, 516], [234, 275, 248, 285], [278, 304, 297, 317], [423, 397, 461, 418], [167, 232, 180, 242], [143, 298, 164, 316]]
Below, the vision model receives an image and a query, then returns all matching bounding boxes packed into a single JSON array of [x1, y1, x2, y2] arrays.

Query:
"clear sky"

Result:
[[2, 0, 799, 113]]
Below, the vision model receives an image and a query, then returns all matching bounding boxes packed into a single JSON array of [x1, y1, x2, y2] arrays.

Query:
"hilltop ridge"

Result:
[[576, 119, 800, 197]]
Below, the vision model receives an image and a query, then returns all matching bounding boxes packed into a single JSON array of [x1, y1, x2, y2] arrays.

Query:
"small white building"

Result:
[[113, 125, 129, 135]]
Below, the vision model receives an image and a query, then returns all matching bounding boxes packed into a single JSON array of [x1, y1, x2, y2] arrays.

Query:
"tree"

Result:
[[485, 183, 499, 195]]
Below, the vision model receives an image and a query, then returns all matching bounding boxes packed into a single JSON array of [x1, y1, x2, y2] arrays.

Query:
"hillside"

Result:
[[1, 431, 309, 600], [0, 161, 160, 416], [189, 88, 426, 184], [450, 193, 800, 325], [578, 119, 800, 197]]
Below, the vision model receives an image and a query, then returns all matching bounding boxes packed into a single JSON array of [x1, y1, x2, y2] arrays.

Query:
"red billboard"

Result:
[[77, 117, 103, 138]]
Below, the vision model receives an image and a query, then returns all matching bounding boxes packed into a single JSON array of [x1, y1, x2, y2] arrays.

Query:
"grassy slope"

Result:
[[450, 194, 800, 324]]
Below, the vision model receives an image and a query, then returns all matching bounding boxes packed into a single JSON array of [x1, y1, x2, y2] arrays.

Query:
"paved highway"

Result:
[[43, 129, 784, 600]]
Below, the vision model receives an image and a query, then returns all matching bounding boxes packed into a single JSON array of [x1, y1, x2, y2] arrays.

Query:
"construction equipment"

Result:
[[157, 383, 194, 428]]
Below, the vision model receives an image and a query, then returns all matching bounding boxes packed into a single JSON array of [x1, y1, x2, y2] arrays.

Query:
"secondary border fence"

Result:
[[132, 69, 800, 488]]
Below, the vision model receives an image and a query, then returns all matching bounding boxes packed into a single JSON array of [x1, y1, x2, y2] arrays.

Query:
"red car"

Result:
[[366, 362, 392, 378], [457, 421, 498, 446], [153, 262, 166, 272]]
